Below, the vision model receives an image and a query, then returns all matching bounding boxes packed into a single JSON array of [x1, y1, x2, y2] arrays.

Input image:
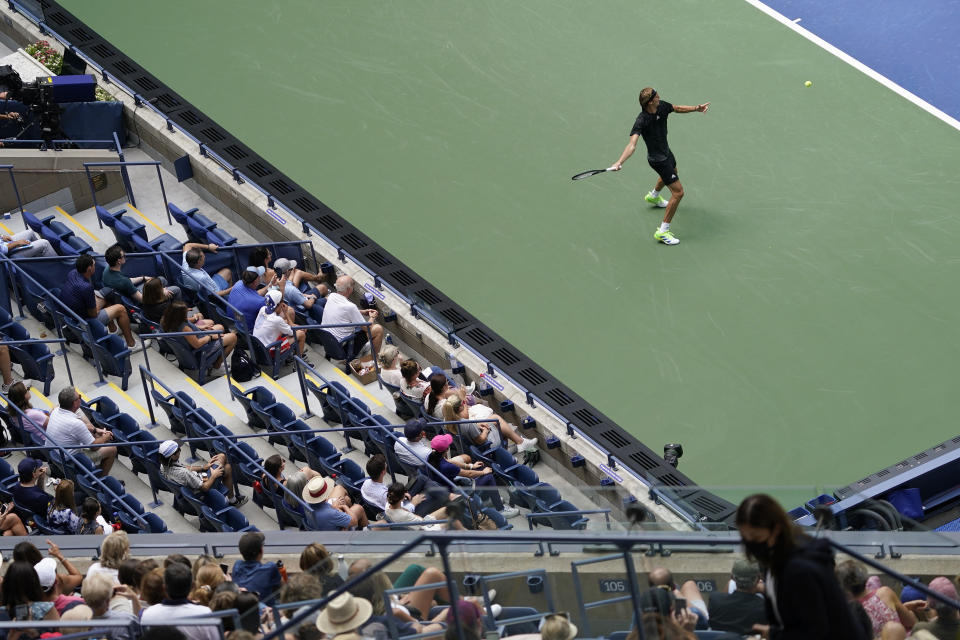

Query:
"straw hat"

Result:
[[302, 476, 336, 504], [315, 593, 373, 635]]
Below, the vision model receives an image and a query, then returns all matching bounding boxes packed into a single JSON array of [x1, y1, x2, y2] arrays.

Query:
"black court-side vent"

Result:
[[691, 494, 727, 514], [292, 197, 319, 214], [440, 308, 468, 326], [364, 251, 390, 269], [953, 436, 960, 444], [518, 367, 547, 387], [200, 127, 225, 143], [155, 93, 181, 109], [572, 408, 601, 427], [391, 270, 416, 287], [875, 469, 890, 478], [68, 26, 93, 42], [914, 452, 929, 462], [223, 145, 247, 161], [246, 162, 270, 178], [657, 472, 685, 487], [269, 179, 294, 195], [630, 450, 661, 471], [492, 347, 520, 367], [46, 11, 70, 26], [133, 76, 159, 92], [341, 233, 367, 251], [414, 289, 440, 306], [178, 110, 202, 126], [90, 43, 115, 58], [602, 430, 631, 450], [311, 214, 341, 231], [111, 59, 137, 75], [464, 327, 493, 346], [544, 387, 573, 407]]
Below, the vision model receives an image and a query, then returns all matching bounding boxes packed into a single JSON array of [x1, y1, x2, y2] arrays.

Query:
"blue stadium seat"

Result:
[[231, 385, 277, 430], [160, 332, 223, 385], [85, 319, 133, 390]]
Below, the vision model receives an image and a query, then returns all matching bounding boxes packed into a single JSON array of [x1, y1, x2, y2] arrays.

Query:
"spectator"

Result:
[[909, 577, 960, 640], [253, 289, 310, 363], [46, 386, 117, 475], [395, 420, 432, 468], [158, 439, 247, 507], [41, 540, 84, 595], [139, 567, 166, 607], [141, 562, 221, 640], [384, 482, 448, 531], [736, 493, 867, 640], [348, 562, 447, 636], [118, 558, 149, 607], [59, 255, 135, 348], [361, 454, 400, 512], [180, 242, 233, 297], [227, 269, 267, 331], [164, 554, 193, 570], [261, 454, 320, 502], [231, 532, 282, 603], [377, 345, 403, 387], [11, 458, 52, 520], [443, 394, 538, 453], [189, 564, 226, 608], [633, 587, 696, 640], [0, 497, 27, 536], [0, 345, 21, 396], [399, 360, 429, 402], [707, 558, 768, 636], [2, 560, 59, 640], [540, 612, 578, 640], [648, 568, 709, 630], [273, 258, 324, 323], [7, 381, 49, 440], [34, 557, 83, 614], [301, 476, 369, 531], [316, 592, 373, 638], [102, 244, 180, 305], [425, 373, 465, 419], [298, 543, 345, 596], [142, 277, 212, 327], [0, 229, 56, 258], [160, 301, 237, 375], [77, 496, 106, 535], [86, 531, 130, 584], [82, 572, 139, 640], [836, 559, 918, 636], [46, 478, 82, 534], [444, 600, 485, 640], [426, 434, 518, 518], [321, 275, 384, 357]]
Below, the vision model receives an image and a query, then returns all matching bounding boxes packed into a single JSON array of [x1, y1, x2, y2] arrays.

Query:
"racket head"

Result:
[[571, 168, 610, 181]]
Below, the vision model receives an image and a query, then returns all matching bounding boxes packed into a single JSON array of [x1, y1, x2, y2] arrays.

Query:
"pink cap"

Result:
[[928, 577, 958, 601], [430, 433, 453, 453]]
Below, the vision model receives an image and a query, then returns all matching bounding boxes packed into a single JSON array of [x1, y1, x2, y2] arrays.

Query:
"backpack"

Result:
[[230, 346, 259, 382]]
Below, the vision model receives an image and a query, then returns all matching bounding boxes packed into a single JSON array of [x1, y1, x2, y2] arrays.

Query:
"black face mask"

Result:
[[742, 539, 772, 563]]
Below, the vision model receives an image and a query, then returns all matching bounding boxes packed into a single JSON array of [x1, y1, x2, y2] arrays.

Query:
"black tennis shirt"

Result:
[[630, 100, 674, 162]]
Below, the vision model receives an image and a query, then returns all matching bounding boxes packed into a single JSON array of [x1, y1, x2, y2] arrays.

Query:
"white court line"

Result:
[[745, 0, 960, 133]]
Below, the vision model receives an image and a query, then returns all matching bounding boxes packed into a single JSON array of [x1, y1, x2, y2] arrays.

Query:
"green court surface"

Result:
[[62, 0, 960, 504]]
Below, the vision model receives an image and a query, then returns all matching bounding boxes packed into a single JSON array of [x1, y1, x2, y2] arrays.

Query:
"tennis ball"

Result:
[[804, 80, 812, 87]]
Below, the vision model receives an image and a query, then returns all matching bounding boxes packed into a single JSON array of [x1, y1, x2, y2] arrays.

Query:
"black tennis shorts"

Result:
[[648, 152, 679, 186]]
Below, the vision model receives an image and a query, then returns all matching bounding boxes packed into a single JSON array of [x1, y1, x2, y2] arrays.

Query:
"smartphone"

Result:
[[14, 603, 29, 620], [0, 503, 7, 515], [675, 597, 687, 613]]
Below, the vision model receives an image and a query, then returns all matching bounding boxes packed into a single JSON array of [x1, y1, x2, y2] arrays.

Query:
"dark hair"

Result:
[[238, 531, 265, 562], [366, 454, 386, 479], [249, 247, 269, 268], [835, 560, 868, 596], [400, 359, 420, 384], [75, 254, 95, 274], [142, 627, 186, 640], [3, 561, 45, 614], [241, 269, 260, 286], [53, 478, 76, 512], [264, 454, 283, 479], [164, 562, 194, 600], [387, 482, 406, 507], [161, 301, 189, 333], [12, 542, 42, 565], [105, 244, 124, 267], [425, 373, 448, 415], [735, 493, 804, 573], [7, 381, 30, 411], [118, 558, 145, 590], [141, 277, 166, 306], [299, 543, 334, 575], [140, 567, 166, 605], [185, 247, 204, 268], [164, 553, 192, 570], [427, 449, 444, 468], [81, 496, 101, 521], [235, 592, 261, 633]]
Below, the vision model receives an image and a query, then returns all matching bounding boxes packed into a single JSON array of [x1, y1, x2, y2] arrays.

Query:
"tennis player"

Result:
[[610, 87, 709, 245]]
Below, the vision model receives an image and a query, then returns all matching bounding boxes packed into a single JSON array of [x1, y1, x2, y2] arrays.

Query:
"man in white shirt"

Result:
[[360, 454, 424, 513], [320, 275, 384, 355], [46, 387, 117, 474], [394, 421, 432, 468], [140, 563, 221, 640], [253, 289, 309, 362]]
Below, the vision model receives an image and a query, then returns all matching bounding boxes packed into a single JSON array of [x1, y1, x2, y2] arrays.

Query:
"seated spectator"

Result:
[[11, 458, 52, 520], [140, 562, 221, 640], [46, 386, 117, 475], [158, 439, 247, 507], [443, 394, 538, 453], [427, 434, 518, 518], [384, 482, 448, 530], [2, 560, 60, 640], [316, 592, 374, 638], [707, 558, 767, 636], [360, 454, 398, 512], [399, 360, 429, 402], [189, 564, 226, 608], [81, 573, 139, 640], [836, 559, 918, 637], [0, 344, 18, 395], [231, 531, 282, 603], [444, 600, 485, 640], [46, 478, 82, 534], [253, 290, 309, 363], [425, 372, 465, 419], [39, 540, 85, 598], [35, 556, 83, 615], [540, 612, 578, 640], [86, 531, 130, 584], [139, 567, 166, 607], [633, 587, 697, 640], [180, 242, 233, 297], [161, 301, 237, 375], [227, 269, 267, 331], [272, 258, 324, 323], [378, 345, 404, 387], [395, 420, 432, 468], [261, 454, 320, 499], [321, 275, 384, 357], [648, 568, 709, 630], [301, 476, 369, 531], [103, 244, 180, 305], [142, 277, 211, 326], [348, 560, 449, 635], [59, 255, 135, 348], [298, 543, 345, 596], [0, 229, 56, 258], [0, 497, 27, 536], [77, 497, 106, 535], [117, 558, 150, 608], [911, 577, 960, 640], [7, 381, 49, 439]]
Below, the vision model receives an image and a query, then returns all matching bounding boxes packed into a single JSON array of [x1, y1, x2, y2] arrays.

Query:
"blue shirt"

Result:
[[59, 269, 96, 317], [309, 502, 352, 531], [230, 559, 282, 602], [228, 282, 265, 331], [181, 256, 217, 293]]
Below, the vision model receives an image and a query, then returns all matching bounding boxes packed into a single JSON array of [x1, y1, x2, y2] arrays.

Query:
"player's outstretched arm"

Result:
[[610, 133, 641, 170], [675, 103, 710, 114]]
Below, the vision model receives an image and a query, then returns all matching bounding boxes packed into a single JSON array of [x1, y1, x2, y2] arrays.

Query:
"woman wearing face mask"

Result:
[[735, 494, 868, 640]]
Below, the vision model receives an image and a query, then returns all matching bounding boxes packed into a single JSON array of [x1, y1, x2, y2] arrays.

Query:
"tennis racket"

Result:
[[571, 167, 616, 181]]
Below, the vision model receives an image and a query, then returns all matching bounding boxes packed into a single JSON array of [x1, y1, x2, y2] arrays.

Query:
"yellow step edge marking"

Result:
[[55, 206, 100, 242], [125, 203, 167, 235], [30, 388, 53, 408], [333, 367, 384, 407], [229, 379, 246, 394], [261, 373, 305, 410], [78, 391, 92, 403], [184, 375, 234, 418], [0, 221, 12, 235], [107, 382, 149, 418]]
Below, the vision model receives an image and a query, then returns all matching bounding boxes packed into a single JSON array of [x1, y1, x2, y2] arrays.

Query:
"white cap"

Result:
[[159, 439, 179, 458], [34, 557, 58, 590], [265, 289, 283, 308]]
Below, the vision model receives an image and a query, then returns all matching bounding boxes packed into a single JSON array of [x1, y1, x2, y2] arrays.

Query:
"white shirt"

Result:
[[360, 478, 389, 510], [253, 307, 293, 346], [140, 602, 221, 640], [46, 408, 93, 447], [380, 368, 404, 388], [320, 292, 364, 340], [395, 437, 431, 467]]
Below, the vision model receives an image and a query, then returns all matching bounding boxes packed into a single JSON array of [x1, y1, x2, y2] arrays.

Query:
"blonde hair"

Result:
[[81, 573, 113, 611], [190, 564, 226, 606], [299, 542, 334, 575], [541, 616, 577, 640], [100, 531, 130, 569]]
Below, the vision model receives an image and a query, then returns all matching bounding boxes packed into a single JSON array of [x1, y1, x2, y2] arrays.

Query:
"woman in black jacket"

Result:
[[735, 493, 868, 640]]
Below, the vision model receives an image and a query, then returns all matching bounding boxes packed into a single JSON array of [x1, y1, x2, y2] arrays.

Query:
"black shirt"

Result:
[[630, 100, 674, 162], [708, 590, 767, 635], [12, 484, 52, 519]]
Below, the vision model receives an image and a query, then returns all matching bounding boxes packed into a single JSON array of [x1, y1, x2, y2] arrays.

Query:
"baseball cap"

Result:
[[18, 457, 43, 477], [274, 258, 296, 273], [928, 576, 958, 602], [265, 289, 283, 309], [445, 600, 482, 626], [158, 440, 179, 458], [430, 433, 453, 453], [34, 557, 58, 590], [404, 420, 426, 440]]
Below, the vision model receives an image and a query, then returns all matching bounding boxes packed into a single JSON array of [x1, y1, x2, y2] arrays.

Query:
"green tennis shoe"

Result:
[[645, 192, 669, 208], [654, 229, 679, 245]]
